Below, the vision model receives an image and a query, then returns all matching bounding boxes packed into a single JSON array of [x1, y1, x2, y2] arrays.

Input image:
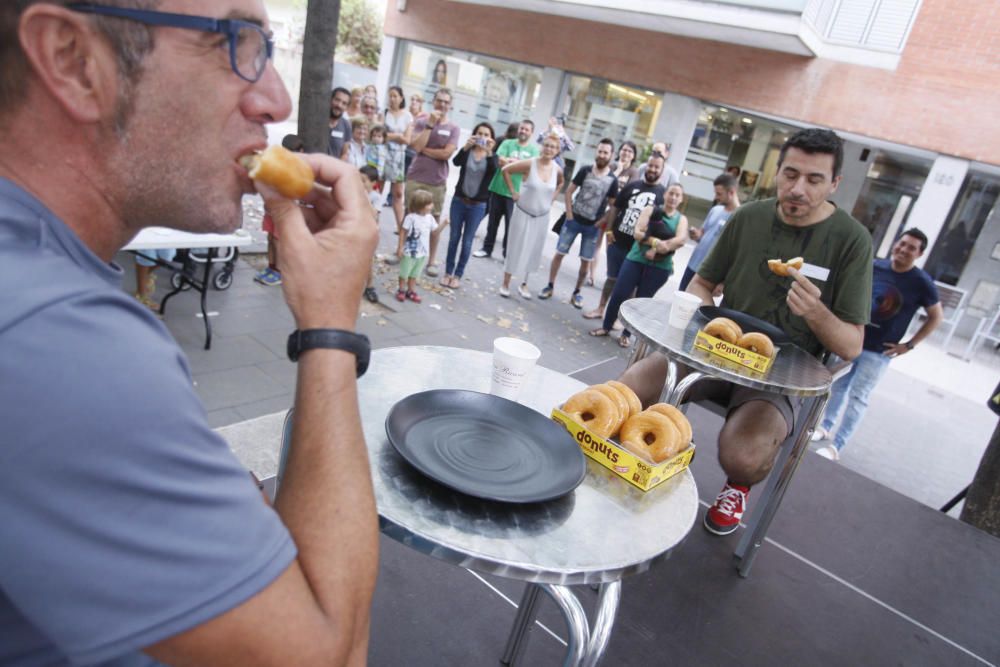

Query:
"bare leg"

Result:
[[391, 182, 404, 233], [718, 401, 787, 486], [575, 259, 590, 291], [268, 236, 278, 271], [584, 277, 616, 318], [548, 253, 565, 284], [502, 272, 512, 290], [618, 353, 669, 408], [135, 263, 153, 298], [589, 233, 605, 284]]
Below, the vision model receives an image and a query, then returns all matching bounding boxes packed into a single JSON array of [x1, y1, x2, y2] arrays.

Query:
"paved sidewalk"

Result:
[[120, 199, 999, 517]]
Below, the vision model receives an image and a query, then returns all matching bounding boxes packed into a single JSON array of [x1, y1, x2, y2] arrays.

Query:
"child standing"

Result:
[[358, 165, 382, 303], [396, 189, 438, 304], [365, 124, 388, 184], [342, 116, 368, 168]]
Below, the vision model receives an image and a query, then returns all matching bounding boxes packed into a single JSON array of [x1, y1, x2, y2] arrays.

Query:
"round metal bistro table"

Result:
[[618, 298, 833, 577], [356, 346, 698, 666]]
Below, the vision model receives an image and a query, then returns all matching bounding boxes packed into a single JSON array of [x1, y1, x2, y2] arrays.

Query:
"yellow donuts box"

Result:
[[694, 330, 776, 374], [551, 407, 694, 492]]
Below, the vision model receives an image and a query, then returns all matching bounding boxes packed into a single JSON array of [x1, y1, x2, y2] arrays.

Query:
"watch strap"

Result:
[[287, 329, 371, 377]]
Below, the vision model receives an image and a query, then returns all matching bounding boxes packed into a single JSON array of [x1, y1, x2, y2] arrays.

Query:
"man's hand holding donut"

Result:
[[256, 153, 377, 331], [786, 268, 824, 319], [787, 267, 864, 360]]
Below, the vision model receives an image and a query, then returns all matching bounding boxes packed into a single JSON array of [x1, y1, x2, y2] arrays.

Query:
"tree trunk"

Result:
[[298, 0, 341, 154], [960, 419, 1000, 538]]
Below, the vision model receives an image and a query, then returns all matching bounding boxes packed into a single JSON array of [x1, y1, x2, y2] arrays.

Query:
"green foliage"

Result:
[[337, 0, 383, 69]]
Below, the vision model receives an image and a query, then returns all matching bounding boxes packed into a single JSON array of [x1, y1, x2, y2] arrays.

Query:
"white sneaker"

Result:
[[810, 427, 832, 442], [816, 445, 840, 461], [499, 285, 510, 298], [518, 284, 532, 299]]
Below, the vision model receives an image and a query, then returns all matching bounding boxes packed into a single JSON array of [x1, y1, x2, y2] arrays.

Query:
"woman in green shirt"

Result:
[[590, 183, 689, 347]]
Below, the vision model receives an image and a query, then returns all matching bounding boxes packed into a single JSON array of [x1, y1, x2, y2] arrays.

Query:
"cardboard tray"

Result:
[[693, 329, 777, 374], [551, 407, 694, 492]]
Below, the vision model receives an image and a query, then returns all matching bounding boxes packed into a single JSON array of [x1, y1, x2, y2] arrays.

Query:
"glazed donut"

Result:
[[737, 331, 775, 358], [704, 317, 743, 344], [767, 256, 804, 277], [590, 384, 627, 435], [606, 380, 642, 420], [241, 145, 315, 199], [645, 403, 692, 452], [563, 389, 618, 438], [619, 412, 681, 463]]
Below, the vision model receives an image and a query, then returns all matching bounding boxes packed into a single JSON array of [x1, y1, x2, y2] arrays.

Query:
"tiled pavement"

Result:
[[116, 201, 1000, 515]]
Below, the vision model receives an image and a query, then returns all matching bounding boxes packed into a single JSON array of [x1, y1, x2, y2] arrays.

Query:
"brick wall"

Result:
[[384, 0, 1000, 164]]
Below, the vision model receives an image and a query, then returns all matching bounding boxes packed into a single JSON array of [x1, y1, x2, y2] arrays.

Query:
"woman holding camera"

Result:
[[442, 122, 497, 288]]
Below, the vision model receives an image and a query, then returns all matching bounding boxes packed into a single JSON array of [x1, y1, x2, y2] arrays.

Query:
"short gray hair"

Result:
[[0, 0, 159, 114]]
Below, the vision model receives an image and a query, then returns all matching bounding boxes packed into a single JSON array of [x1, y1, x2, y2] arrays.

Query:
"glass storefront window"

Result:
[[557, 76, 662, 169], [394, 42, 542, 133], [682, 104, 796, 225], [925, 172, 1000, 285], [850, 152, 930, 256]]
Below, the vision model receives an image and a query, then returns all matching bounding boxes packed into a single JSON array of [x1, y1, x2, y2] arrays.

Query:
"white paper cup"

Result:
[[668, 291, 703, 329], [491, 337, 541, 400]]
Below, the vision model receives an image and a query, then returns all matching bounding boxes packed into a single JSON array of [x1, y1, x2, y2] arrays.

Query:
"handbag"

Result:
[[551, 212, 566, 235]]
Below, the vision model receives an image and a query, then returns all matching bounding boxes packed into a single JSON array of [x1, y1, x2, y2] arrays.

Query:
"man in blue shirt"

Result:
[[679, 173, 740, 291], [0, 2, 378, 664], [814, 229, 944, 460]]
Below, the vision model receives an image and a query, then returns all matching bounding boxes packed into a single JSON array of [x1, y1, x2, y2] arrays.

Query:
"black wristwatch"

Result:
[[287, 329, 371, 377]]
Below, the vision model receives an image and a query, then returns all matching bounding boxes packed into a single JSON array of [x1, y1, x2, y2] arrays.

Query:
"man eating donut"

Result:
[[0, 1, 378, 664], [621, 128, 873, 536]]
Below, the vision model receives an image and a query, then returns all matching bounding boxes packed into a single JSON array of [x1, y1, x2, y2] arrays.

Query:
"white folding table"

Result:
[[124, 227, 253, 349]]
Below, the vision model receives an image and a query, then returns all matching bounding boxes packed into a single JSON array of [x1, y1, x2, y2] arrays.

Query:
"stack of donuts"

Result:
[[702, 317, 775, 358], [561, 381, 692, 464]]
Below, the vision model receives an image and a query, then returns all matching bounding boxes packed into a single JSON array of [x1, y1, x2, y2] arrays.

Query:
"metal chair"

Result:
[[959, 304, 1000, 361], [931, 281, 969, 348]]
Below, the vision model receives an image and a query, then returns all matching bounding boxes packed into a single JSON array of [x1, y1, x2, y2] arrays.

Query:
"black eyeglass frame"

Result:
[[67, 3, 274, 83]]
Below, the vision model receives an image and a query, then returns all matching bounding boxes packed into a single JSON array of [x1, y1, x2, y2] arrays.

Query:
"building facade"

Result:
[[376, 0, 1000, 319]]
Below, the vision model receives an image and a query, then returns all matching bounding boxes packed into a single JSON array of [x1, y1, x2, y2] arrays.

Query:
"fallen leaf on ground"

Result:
[[497, 318, 513, 329]]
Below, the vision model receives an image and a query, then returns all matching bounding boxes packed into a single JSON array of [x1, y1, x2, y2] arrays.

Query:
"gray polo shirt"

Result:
[[328, 114, 352, 158], [0, 179, 295, 665]]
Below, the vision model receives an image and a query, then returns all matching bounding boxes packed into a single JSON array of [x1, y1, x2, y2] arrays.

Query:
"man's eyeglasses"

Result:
[[67, 3, 274, 83]]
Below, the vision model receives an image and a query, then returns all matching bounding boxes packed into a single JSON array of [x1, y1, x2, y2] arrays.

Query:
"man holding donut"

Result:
[[0, 1, 378, 664], [621, 128, 873, 536]]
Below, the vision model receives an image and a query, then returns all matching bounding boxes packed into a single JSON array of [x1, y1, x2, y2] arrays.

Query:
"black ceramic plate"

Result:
[[697, 306, 792, 346], [385, 390, 586, 503]]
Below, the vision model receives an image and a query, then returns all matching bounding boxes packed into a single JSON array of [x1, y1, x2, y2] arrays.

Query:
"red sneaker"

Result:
[[406, 290, 422, 303], [395, 289, 406, 302], [703, 482, 749, 536]]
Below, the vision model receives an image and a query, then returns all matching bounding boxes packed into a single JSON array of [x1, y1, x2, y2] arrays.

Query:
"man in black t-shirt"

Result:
[[539, 138, 619, 308], [583, 153, 666, 319]]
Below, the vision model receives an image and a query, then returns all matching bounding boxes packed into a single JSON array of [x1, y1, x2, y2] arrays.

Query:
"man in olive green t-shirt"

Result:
[[621, 128, 873, 537]]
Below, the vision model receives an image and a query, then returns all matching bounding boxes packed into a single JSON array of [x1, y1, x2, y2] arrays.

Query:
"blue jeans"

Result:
[[556, 218, 600, 261], [446, 198, 487, 277], [605, 242, 628, 280], [820, 350, 892, 451], [602, 259, 672, 333]]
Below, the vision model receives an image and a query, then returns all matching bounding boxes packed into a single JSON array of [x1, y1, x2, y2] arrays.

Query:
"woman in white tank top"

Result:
[[499, 134, 564, 298]]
